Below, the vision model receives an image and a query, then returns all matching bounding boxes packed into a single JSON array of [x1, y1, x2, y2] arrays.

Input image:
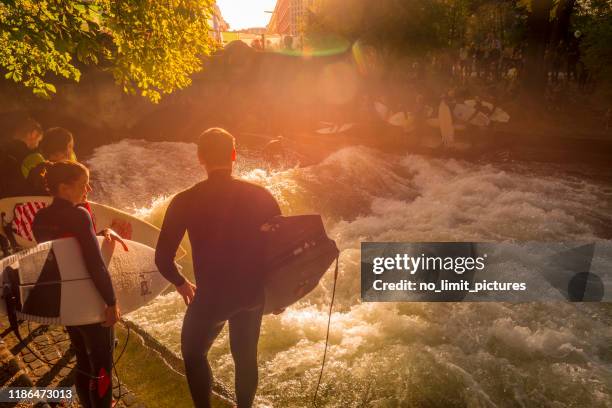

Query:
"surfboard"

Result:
[[388, 112, 414, 131], [453, 103, 476, 123], [481, 101, 494, 111], [261, 215, 339, 314], [0, 237, 174, 326], [374, 101, 389, 120], [337, 123, 355, 133], [315, 123, 355, 135], [438, 100, 455, 146], [0, 196, 186, 259], [490, 107, 510, 123], [315, 125, 338, 134], [453, 103, 495, 127], [462, 99, 510, 124], [471, 112, 491, 127]]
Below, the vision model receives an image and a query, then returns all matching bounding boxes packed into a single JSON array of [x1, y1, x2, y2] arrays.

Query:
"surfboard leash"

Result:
[[313, 255, 340, 408], [7, 314, 131, 406], [20, 320, 130, 376], [3, 277, 131, 380], [20, 321, 132, 406], [111, 323, 131, 407]]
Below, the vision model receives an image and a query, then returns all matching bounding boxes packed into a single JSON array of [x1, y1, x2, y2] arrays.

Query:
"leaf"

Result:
[[44, 83, 57, 93], [33, 88, 49, 98], [1, 0, 216, 102]]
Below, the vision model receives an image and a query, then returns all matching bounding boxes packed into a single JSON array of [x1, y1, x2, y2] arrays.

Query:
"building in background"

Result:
[[267, 0, 317, 37], [224, 27, 274, 50], [210, 3, 229, 43]]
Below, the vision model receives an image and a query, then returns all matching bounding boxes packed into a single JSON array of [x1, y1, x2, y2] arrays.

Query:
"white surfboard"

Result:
[[481, 101, 494, 111], [453, 103, 476, 122], [315, 123, 355, 134], [462, 99, 509, 124], [374, 101, 424, 132], [0, 196, 186, 259], [316, 125, 338, 134], [374, 101, 389, 120], [454, 103, 496, 127], [438, 100, 455, 146], [490, 107, 510, 123], [0, 237, 174, 326], [337, 123, 355, 133], [388, 111, 414, 130], [474, 112, 491, 127]]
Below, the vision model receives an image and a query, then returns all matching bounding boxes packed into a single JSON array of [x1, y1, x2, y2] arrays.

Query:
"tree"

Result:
[[0, 0, 217, 102], [550, 0, 576, 45], [577, 0, 612, 97], [306, 0, 451, 57], [521, 0, 554, 95]]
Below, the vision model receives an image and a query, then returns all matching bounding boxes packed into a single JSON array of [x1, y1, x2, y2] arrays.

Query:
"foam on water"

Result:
[[86, 140, 612, 407]]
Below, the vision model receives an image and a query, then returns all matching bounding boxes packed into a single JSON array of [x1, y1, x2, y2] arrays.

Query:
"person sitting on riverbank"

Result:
[[0, 117, 43, 198], [27, 127, 76, 195], [32, 160, 124, 408], [155, 127, 281, 408]]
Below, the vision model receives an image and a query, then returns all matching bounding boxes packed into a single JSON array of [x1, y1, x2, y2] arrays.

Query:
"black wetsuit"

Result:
[[0, 139, 34, 197], [156, 169, 281, 408], [26, 160, 50, 196], [33, 198, 115, 408]]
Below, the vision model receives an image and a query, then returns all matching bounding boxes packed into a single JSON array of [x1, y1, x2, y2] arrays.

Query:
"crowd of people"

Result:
[[0, 118, 123, 406], [0, 117, 77, 200], [433, 35, 592, 105]]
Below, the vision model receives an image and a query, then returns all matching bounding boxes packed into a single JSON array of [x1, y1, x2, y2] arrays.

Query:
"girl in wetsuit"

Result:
[[32, 160, 122, 408]]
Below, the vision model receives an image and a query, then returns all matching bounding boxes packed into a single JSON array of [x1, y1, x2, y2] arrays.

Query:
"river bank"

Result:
[[0, 316, 233, 408], [1, 43, 610, 168]]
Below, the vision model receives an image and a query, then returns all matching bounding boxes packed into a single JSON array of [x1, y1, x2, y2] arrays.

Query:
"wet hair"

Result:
[[197, 127, 235, 167], [40, 127, 73, 158], [44, 160, 88, 195], [13, 117, 42, 140]]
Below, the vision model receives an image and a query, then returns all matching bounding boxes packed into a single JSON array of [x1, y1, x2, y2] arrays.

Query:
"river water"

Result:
[[86, 139, 612, 407]]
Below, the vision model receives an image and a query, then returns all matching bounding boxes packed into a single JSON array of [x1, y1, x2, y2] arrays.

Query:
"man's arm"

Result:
[[155, 195, 187, 287]]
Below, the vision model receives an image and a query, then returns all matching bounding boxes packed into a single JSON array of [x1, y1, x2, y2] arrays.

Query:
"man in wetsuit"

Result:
[[0, 117, 43, 198], [155, 127, 281, 408]]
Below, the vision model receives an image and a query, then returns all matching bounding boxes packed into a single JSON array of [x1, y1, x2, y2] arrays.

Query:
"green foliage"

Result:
[[306, 0, 527, 57], [0, 0, 217, 102], [306, 0, 449, 56], [576, 0, 612, 95], [307, 0, 612, 98]]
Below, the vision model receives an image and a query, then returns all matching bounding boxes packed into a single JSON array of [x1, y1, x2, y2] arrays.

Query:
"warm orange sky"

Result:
[[216, 0, 278, 30]]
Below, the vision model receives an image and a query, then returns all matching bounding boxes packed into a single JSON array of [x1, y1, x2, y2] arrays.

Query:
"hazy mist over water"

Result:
[[87, 139, 612, 407]]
